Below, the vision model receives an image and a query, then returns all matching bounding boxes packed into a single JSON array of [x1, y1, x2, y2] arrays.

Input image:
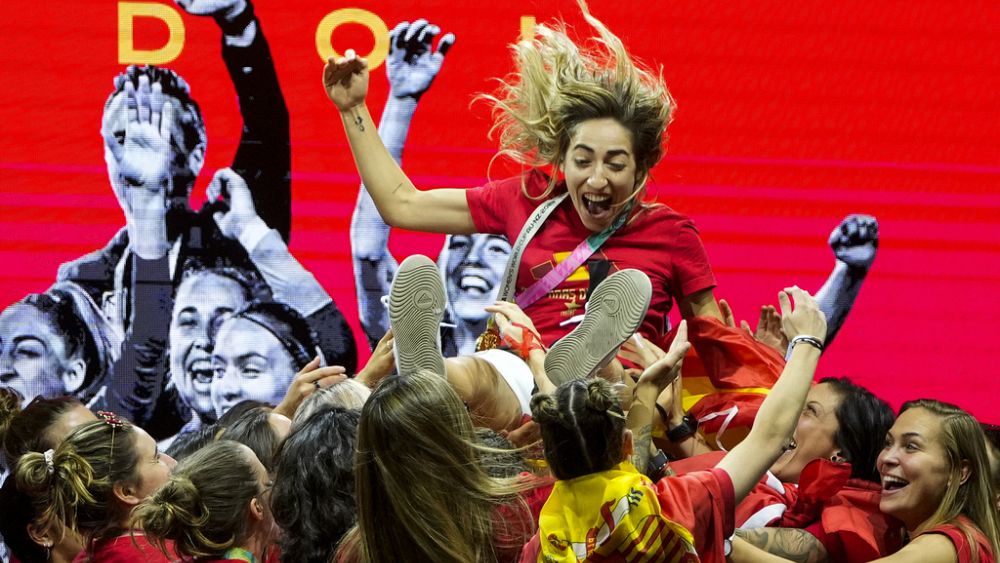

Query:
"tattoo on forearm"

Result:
[[353, 110, 365, 132], [631, 423, 653, 476], [735, 528, 828, 563]]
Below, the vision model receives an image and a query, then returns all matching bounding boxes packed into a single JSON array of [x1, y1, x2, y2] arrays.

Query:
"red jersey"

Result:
[[73, 534, 177, 562], [467, 171, 716, 346], [653, 469, 736, 563], [923, 516, 996, 563]]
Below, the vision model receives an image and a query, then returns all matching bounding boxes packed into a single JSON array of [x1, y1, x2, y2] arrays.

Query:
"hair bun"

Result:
[[584, 379, 619, 413], [0, 387, 24, 447], [530, 393, 560, 425]]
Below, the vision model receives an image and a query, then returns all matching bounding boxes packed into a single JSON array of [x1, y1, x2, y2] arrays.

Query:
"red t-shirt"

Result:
[[923, 516, 996, 563], [466, 171, 716, 345], [73, 534, 177, 562], [654, 469, 736, 563]]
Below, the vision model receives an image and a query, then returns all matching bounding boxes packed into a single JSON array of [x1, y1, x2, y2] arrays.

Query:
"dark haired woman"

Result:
[[730, 377, 902, 561], [218, 402, 291, 472], [0, 283, 119, 410], [271, 405, 360, 562]]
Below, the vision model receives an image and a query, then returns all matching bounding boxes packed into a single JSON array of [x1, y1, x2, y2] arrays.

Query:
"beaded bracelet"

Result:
[[789, 334, 824, 353]]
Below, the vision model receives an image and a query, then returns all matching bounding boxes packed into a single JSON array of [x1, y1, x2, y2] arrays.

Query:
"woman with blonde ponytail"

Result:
[[134, 440, 277, 562], [0, 389, 96, 563], [14, 411, 176, 562], [323, 0, 722, 384], [335, 370, 534, 563]]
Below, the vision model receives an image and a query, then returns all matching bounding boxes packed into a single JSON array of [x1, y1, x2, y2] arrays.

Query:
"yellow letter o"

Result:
[[315, 9, 389, 70]]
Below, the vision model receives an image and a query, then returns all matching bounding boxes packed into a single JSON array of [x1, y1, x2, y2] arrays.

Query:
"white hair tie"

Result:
[[43, 449, 55, 474]]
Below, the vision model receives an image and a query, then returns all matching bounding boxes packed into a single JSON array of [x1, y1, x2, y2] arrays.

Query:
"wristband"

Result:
[[215, 1, 256, 37], [666, 413, 699, 443], [789, 334, 824, 353], [647, 449, 670, 480], [502, 321, 546, 360]]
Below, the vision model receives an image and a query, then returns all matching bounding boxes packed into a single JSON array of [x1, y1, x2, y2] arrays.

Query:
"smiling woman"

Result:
[[440, 233, 512, 355], [210, 301, 319, 418], [323, 0, 721, 361], [871, 400, 1000, 562]]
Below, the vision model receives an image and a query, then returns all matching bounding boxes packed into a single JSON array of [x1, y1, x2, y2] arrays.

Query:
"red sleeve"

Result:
[[467, 170, 553, 238], [654, 468, 735, 559], [670, 221, 716, 299], [466, 176, 526, 236], [924, 524, 975, 563]]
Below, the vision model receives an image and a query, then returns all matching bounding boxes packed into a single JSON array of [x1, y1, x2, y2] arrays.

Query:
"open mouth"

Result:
[[881, 475, 909, 494], [187, 359, 213, 393], [458, 273, 493, 295], [582, 193, 614, 219]]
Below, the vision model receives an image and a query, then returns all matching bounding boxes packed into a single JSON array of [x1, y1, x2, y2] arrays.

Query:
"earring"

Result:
[[44, 542, 53, 561]]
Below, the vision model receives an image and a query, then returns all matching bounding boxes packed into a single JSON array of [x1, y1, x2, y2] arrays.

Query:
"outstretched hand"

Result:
[[635, 320, 690, 392], [118, 75, 174, 259], [208, 167, 259, 240], [720, 298, 788, 356], [619, 333, 666, 370], [778, 287, 827, 344], [829, 214, 879, 270], [485, 301, 542, 351], [273, 357, 348, 418], [356, 328, 396, 388], [324, 50, 370, 112], [386, 19, 454, 99]]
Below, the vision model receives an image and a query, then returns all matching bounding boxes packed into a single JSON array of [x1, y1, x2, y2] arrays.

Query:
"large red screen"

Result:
[[1, 1, 997, 421]]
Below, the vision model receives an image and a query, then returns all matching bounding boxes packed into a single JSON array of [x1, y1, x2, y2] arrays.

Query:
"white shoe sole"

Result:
[[389, 255, 446, 377], [544, 269, 652, 386]]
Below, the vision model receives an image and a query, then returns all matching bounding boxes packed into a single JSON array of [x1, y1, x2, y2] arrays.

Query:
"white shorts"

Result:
[[474, 349, 535, 416]]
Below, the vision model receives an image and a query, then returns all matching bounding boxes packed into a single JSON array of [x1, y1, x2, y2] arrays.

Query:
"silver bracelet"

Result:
[[789, 334, 824, 352]]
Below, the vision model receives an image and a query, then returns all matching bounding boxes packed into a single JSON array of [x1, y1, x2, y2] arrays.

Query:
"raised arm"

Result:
[[715, 287, 826, 501], [627, 321, 692, 475], [351, 21, 454, 347], [209, 168, 358, 373], [107, 82, 185, 438], [814, 214, 878, 347], [324, 36, 475, 234]]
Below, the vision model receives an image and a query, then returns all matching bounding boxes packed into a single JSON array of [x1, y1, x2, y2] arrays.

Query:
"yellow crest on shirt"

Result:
[[537, 462, 698, 562]]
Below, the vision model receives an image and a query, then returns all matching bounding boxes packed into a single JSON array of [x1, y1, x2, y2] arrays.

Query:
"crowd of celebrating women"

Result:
[[1, 1, 997, 562]]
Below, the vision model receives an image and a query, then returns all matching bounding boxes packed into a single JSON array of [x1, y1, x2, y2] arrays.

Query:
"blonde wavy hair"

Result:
[[336, 370, 531, 562], [479, 0, 675, 202], [902, 400, 1000, 562], [15, 418, 141, 549]]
